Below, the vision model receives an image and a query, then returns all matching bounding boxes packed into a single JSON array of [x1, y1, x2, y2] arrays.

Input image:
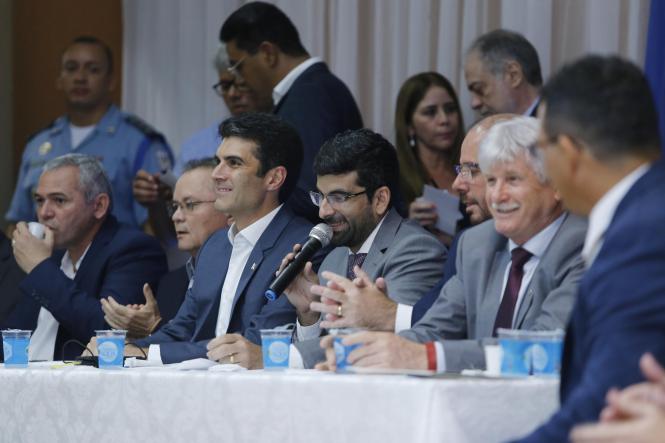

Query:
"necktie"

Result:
[[346, 253, 367, 279], [493, 247, 533, 335]]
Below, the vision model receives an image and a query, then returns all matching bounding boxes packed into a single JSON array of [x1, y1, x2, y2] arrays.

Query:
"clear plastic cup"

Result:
[[2, 329, 31, 368], [95, 330, 127, 369], [526, 330, 565, 377], [260, 329, 291, 370], [497, 328, 531, 376], [330, 328, 363, 372]]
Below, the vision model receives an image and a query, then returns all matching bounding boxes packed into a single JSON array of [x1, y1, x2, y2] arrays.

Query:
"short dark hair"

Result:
[[219, 113, 303, 203], [219, 1, 307, 56], [468, 29, 542, 87], [542, 55, 661, 161], [66, 35, 114, 74], [182, 157, 218, 174], [314, 129, 399, 207]]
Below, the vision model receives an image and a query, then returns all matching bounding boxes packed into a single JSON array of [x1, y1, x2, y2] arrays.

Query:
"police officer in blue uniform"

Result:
[[6, 35, 173, 228]]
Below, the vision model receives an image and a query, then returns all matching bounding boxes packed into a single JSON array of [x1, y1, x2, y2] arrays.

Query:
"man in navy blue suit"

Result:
[[6, 153, 167, 361], [220, 1, 363, 222], [130, 113, 313, 366], [513, 56, 665, 442]]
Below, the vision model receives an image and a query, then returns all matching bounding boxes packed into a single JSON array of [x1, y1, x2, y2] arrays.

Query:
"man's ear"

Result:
[[557, 134, 583, 178], [264, 166, 287, 192], [504, 60, 524, 89], [372, 186, 391, 216], [258, 41, 279, 68], [92, 193, 111, 220]]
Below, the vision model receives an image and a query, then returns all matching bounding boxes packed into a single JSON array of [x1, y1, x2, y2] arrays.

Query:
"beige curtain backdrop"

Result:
[[122, 0, 651, 156]]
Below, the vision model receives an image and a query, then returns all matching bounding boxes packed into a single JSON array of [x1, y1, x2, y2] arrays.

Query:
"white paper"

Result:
[[421, 185, 463, 235]]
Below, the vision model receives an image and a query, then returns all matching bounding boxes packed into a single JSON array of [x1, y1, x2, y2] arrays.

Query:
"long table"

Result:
[[0, 365, 558, 443]]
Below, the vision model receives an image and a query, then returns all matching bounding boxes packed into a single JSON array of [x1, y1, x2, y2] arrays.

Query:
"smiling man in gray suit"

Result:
[[318, 116, 586, 372], [281, 129, 446, 368]]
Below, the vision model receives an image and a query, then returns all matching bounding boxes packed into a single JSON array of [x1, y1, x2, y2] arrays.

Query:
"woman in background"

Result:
[[395, 72, 465, 244]]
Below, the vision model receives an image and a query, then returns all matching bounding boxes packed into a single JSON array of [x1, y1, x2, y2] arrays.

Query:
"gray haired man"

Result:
[[4, 153, 166, 361]]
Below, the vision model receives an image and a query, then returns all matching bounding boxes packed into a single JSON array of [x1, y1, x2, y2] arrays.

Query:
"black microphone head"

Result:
[[309, 223, 333, 247]]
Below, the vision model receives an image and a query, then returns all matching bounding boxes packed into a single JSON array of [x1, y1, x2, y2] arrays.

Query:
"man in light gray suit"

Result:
[[281, 129, 446, 368], [317, 116, 586, 372]]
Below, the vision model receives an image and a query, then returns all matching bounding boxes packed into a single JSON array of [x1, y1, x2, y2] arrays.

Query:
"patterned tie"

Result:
[[346, 253, 368, 279], [493, 247, 533, 335]]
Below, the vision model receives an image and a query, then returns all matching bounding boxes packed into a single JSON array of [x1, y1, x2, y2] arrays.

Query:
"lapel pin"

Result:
[[250, 262, 257, 271]]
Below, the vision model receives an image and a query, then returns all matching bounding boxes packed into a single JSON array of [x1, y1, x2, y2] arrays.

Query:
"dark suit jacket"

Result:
[[137, 206, 312, 364], [0, 232, 26, 324], [1, 216, 167, 360], [154, 264, 190, 329], [275, 62, 363, 221], [515, 160, 665, 442]]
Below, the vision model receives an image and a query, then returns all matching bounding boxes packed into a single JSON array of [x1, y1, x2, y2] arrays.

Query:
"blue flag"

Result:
[[645, 0, 665, 151]]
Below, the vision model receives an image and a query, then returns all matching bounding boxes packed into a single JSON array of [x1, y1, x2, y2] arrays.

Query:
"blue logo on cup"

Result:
[[98, 340, 119, 363], [268, 340, 289, 364]]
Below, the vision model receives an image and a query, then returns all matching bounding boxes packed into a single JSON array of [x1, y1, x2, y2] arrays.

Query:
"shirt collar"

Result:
[[54, 104, 119, 137], [523, 97, 540, 117], [185, 257, 195, 280], [272, 57, 322, 106], [348, 214, 387, 255], [508, 212, 566, 257], [60, 243, 92, 276], [227, 204, 283, 246], [582, 163, 651, 265]]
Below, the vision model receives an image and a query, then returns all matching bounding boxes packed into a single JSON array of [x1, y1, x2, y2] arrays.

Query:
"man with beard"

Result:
[[316, 117, 586, 373], [307, 114, 513, 335], [271, 129, 446, 369]]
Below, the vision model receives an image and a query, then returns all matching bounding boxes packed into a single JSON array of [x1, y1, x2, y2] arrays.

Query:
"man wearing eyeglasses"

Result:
[[269, 128, 446, 369], [99, 158, 229, 339], [220, 2, 363, 223], [315, 117, 586, 373], [132, 44, 260, 244]]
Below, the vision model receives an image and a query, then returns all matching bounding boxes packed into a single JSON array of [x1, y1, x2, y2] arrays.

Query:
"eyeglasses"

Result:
[[309, 190, 366, 207], [167, 200, 216, 216], [454, 162, 481, 181], [226, 55, 247, 77], [212, 79, 250, 97], [212, 80, 234, 96]]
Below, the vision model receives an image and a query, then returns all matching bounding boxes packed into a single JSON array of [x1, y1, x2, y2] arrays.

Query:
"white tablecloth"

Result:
[[0, 365, 558, 443]]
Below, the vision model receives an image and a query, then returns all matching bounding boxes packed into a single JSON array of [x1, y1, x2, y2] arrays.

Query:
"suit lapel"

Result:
[[74, 216, 117, 283], [478, 242, 510, 337], [196, 233, 233, 338], [362, 208, 400, 279], [513, 213, 569, 327], [229, 207, 291, 314]]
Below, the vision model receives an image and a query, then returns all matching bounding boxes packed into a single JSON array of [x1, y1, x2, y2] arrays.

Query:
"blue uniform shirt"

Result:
[[6, 105, 174, 227], [173, 121, 222, 177]]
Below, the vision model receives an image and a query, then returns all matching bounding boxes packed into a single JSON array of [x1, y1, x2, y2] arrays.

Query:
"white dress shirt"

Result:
[[433, 213, 566, 372], [272, 57, 322, 107], [30, 245, 91, 361], [148, 205, 282, 364], [582, 164, 650, 267]]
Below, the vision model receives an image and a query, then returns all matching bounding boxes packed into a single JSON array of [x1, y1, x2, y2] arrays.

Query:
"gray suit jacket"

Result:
[[295, 207, 446, 367], [400, 212, 587, 372]]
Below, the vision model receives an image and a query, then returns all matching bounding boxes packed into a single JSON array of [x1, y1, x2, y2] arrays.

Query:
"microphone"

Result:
[[265, 223, 333, 301]]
